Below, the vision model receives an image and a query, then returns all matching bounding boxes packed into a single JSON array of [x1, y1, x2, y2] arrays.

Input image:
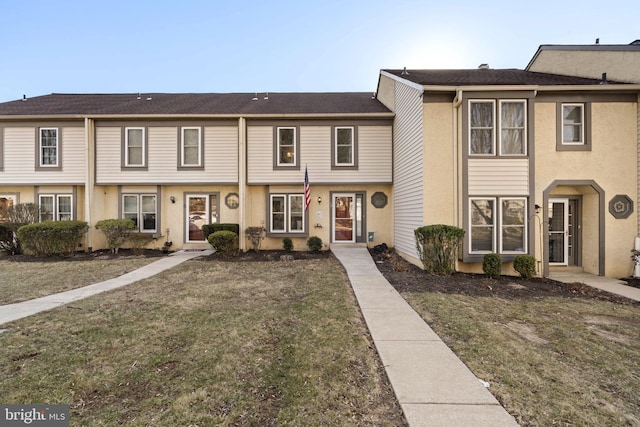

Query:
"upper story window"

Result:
[[333, 126, 357, 168], [39, 194, 73, 221], [276, 127, 298, 168], [124, 127, 146, 167], [123, 194, 157, 232], [39, 128, 59, 167], [469, 100, 527, 156], [180, 127, 203, 168], [556, 103, 591, 151]]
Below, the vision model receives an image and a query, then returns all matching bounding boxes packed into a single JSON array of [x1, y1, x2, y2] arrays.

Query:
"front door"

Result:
[[548, 198, 579, 266], [332, 193, 364, 243], [186, 194, 218, 242]]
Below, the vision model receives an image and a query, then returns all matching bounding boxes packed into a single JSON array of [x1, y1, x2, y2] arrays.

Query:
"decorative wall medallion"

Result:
[[609, 194, 633, 219], [225, 192, 239, 209], [371, 192, 388, 209]]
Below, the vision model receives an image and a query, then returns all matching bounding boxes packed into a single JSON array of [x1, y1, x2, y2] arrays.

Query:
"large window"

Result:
[[180, 127, 202, 168], [269, 194, 305, 234], [276, 127, 297, 167], [469, 100, 527, 156], [39, 128, 59, 167], [125, 127, 145, 167], [470, 197, 526, 254], [39, 194, 73, 221], [334, 126, 355, 166], [123, 194, 157, 232]]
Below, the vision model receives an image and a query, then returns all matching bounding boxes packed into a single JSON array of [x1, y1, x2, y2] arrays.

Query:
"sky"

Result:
[[0, 0, 638, 103]]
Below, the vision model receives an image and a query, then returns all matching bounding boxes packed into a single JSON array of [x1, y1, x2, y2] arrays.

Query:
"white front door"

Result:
[[186, 194, 214, 242], [333, 193, 355, 242], [548, 198, 569, 265]]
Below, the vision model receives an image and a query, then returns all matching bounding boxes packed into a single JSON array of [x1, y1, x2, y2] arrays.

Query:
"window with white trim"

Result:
[[335, 126, 354, 166], [277, 127, 296, 166], [39, 128, 59, 167], [469, 101, 495, 155], [469, 197, 527, 254], [561, 104, 584, 145], [499, 101, 526, 155], [39, 194, 73, 221], [269, 194, 305, 234], [123, 194, 157, 232], [125, 127, 145, 167], [180, 127, 202, 167]]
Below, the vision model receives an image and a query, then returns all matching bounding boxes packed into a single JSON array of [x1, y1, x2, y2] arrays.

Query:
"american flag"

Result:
[[304, 166, 311, 211]]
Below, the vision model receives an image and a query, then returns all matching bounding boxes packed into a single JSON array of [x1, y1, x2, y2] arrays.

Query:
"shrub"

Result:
[[245, 226, 265, 251], [482, 253, 502, 278], [307, 236, 323, 253], [95, 218, 135, 254], [17, 220, 88, 256], [0, 223, 14, 253], [283, 237, 293, 252], [208, 230, 239, 257], [202, 223, 240, 241], [414, 224, 465, 276], [0, 203, 41, 254], [127, 233, 153, 255], [514, 255, 537, 279]]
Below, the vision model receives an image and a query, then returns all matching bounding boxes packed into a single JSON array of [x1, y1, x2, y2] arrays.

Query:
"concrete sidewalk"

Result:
[[549, 271, 640, 302], [0, 250, 213, 326], [331, 247, 518, 427]]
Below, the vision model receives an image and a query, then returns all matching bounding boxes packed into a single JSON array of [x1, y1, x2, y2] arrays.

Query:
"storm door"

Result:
[[186, 194, 218, 242]]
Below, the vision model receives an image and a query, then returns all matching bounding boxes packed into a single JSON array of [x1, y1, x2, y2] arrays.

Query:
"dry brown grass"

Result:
[[0, 256, 405, 426]]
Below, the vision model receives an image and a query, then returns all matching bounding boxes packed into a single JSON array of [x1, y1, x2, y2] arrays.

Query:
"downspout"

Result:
[[238, 117, 246, 251], [84, 117, 93, 251], [452, 89, 463, 228]]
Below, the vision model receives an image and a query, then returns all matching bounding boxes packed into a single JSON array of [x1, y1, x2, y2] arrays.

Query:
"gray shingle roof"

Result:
[[382, 68, 622, 86], [0, 92, 390, 116]]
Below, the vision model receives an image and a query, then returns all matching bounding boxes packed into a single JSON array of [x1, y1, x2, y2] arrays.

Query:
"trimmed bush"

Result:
[[514, 255, 537, 279], [127, 233, 153, 255], [307, 236, 323, 253], [202, 223, 240, 241], [414, 224, 465, 276], [95, 218, 135, 254], [17, 220, 88, 256], [208, 230, 239, 257], [482, 253, 502, 278], [283, 237, 293, 252]]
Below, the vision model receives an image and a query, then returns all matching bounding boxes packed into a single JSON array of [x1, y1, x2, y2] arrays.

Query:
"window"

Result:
[[334, 126, 354, 166], [180, 127, 202, 168], [269, 194, 305, 234], [469, 101, 495, 155], [557, 103, 591, 151], [123, 194, 157, 232], [469, 197, 527, 254], [276, 127, 297, 167], [39, 194, 73, 221], [562, 104, 584, 144], [499, 101, 526, 155], [39, 128, 59, 167], [125, 127, 145, 167]]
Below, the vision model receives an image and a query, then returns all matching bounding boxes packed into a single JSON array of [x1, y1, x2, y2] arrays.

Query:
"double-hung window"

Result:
[[180, 127, 202, 168], [334, 126, 355, 166], [125, 127, 145, 167], [123, 194, 157, 232], [276, 127, 297, 167], [39, 128, 59, 167], [470, 100, 527, 156], [469, 197, 526, 255], [561, 104, 584, 145], [469, 101, 495, 155], [499, 101, 526, 155], [39, 194, 73, 221], [269, 194, 305, 234]]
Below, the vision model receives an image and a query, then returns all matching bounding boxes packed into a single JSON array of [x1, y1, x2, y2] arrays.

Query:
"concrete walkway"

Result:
[[331, 247, 519, 427], [549, 271, 640, 302], [0, 250, 213, 326]]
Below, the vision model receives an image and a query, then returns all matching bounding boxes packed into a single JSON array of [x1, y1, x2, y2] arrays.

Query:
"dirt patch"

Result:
[[502, 322, 550, 345], [369, 249, 639, 306]]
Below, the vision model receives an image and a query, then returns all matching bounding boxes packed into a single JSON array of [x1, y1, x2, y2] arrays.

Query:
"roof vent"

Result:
[[600, 72, 608, 84], [401, 67, 409, 75], [22, 94, 27, 102], [252, 92, 258, 101], [478, 64, 489, 70], [596, 38, 600, 45]]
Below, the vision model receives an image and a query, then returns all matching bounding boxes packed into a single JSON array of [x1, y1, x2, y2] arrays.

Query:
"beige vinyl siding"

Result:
[[1, 126, 85, 184], [468, 158, 529, 195], [392, 82, 424, 259], [246, 125, 392, 184], [96, 125, 238, 184]]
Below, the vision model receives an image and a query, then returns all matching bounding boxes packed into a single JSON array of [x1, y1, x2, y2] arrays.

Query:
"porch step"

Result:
[[549, 265, 584, 274], [330, 242, 368, 249]]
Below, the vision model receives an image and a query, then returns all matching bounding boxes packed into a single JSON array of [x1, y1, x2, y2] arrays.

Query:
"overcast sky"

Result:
[[0, 0, 637, 102]]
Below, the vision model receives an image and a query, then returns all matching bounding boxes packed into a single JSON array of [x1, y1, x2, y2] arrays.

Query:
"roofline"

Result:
[[379, 70, 425, 93], [409, 84, 640, 92], [0, 112, 395, 121], [526, 43, 640, 70]]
